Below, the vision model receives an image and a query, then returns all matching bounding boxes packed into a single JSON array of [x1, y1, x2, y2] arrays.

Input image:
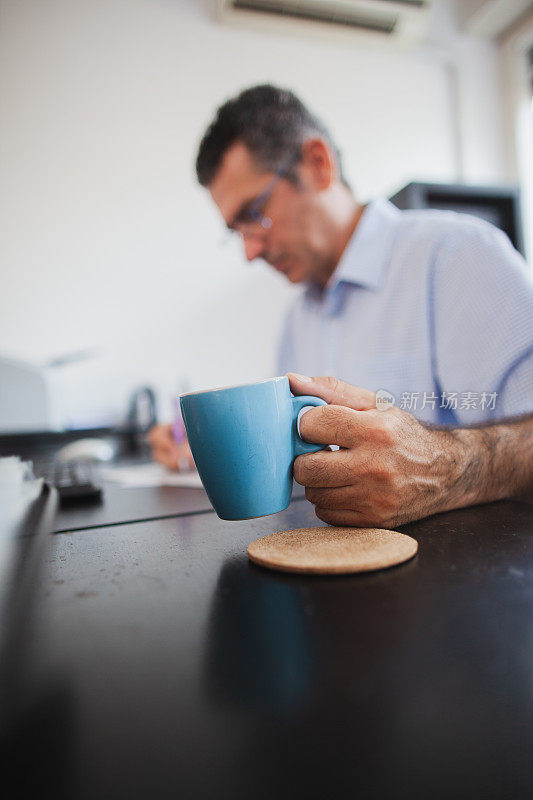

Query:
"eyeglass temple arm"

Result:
[[248, 152, 300, 219]]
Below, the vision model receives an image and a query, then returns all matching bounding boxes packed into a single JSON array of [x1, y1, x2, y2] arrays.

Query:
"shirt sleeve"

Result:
[[497, 346, 533, 418], [431, 220, 533, 426]]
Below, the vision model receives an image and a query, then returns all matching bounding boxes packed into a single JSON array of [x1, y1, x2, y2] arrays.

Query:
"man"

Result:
[[150, 85, 533, 526]]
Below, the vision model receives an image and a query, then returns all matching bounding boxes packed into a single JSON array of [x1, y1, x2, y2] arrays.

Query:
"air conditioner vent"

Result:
[[219, 0, 432, 40], [232, 0, 397, 34]]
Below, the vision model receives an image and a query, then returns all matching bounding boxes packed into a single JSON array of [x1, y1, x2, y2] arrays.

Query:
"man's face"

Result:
[[208, 142, 335, 286]]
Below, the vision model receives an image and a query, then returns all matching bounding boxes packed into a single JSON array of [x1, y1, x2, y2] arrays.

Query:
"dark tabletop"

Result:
[[18, 497, 533, 800], [0, 434, 218, 533], [53, 480, 214, 532], [53, 480, 306, 533]]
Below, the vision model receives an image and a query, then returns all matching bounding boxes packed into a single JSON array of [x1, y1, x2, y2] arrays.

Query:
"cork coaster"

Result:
[[247, 527, 418, 575]]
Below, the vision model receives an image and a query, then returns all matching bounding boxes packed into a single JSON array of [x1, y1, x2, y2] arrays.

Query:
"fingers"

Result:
[[314, 507, 373, 527], [302, 484, 375, 526], [293, 449, 356, 487], [148, 424, 174, 450], [287, 373, 376, 411], [305, 487, 397, 528], [148, 424, 193, 471], [153, 442, 194, 471], [298, 404, 362, 448], [305, 484, 356, 509], [153, 446, 180, 470]]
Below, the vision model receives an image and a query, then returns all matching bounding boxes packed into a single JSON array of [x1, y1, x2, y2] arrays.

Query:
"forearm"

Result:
[[289, 374, 533, 527], [434, 413, 533, 511]]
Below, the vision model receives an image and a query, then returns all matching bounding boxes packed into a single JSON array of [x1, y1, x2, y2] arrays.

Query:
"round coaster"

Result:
[[247, 527, 418, 575]]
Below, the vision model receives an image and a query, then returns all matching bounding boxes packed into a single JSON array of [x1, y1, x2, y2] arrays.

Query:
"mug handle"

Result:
[[291, 396, 328, 457]]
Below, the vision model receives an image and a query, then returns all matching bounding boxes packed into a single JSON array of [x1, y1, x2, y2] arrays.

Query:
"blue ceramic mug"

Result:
[[180, 376, 327, 520]]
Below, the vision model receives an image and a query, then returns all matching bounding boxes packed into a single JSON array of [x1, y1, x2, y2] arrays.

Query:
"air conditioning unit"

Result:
[[457, 0, 532, 38], [217, 0, 433, 42]]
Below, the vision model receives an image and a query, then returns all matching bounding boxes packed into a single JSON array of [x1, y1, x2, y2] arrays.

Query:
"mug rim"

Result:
[[180, 375, 287, 399]]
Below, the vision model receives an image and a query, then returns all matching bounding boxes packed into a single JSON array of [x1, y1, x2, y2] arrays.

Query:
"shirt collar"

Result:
[[326, 198, 401, 292]]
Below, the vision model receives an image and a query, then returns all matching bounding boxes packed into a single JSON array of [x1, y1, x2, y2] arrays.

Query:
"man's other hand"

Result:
[[148, 424, 195, 472], [288, 373, 466, 528]]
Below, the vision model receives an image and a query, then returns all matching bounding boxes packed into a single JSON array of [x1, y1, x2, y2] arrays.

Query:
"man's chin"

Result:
[[285, 270, 303, 283], [278, 263, 305, 283], [266, 257, 306, 284]]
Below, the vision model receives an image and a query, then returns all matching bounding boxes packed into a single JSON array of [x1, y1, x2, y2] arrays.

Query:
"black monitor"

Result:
[[389, 182, 525, 257]]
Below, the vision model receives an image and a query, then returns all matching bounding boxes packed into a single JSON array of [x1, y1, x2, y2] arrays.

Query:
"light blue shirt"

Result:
[[278, 199, 533, 426]]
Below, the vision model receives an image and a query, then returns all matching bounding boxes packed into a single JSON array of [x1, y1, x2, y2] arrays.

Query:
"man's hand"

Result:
[[288, 373, 533, 527], [148, 424, 195, 472]]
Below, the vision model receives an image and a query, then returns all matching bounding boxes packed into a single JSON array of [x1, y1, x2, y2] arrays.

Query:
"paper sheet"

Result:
[[101, 462, 204, 489]]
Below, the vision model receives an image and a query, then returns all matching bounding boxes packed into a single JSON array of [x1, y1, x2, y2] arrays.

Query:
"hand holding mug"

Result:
[[289, 373, 464, 528]]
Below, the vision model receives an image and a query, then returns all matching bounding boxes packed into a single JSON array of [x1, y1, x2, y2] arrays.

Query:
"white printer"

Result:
[[0, 352, 135, 433], [0, 357, 61, 432]]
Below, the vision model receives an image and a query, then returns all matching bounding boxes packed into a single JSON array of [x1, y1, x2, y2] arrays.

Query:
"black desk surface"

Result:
[[54, 480, 305, 534], [0, 434, 217, 532], [54, 480, 213, 533], [25, 497, 533, 799]]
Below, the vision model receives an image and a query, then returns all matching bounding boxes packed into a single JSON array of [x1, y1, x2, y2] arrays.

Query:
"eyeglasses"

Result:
[[229, 152, 300, 236]]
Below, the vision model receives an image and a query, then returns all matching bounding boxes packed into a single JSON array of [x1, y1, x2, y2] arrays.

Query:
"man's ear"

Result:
[[299, 138, 336, 191]]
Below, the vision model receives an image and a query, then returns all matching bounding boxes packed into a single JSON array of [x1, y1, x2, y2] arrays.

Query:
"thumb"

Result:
[[287, 373, 376, 411]]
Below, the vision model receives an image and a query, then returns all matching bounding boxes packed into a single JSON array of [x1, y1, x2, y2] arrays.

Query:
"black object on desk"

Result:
[[0, 431, 217, 531], [20, 497, 533, 800], [389, 181, 525, 256], [36, 459, 103, 507]]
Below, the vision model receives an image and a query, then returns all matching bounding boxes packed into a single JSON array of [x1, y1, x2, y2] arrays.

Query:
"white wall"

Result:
[[0, 0, 509, 425], [501, 10, 533, 261]]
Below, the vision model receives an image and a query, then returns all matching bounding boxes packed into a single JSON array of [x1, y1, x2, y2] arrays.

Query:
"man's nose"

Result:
[[243, 233, 267, 262]]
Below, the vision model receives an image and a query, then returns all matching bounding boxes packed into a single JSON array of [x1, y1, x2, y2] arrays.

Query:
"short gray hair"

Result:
[[195, 84, 348, 187]]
